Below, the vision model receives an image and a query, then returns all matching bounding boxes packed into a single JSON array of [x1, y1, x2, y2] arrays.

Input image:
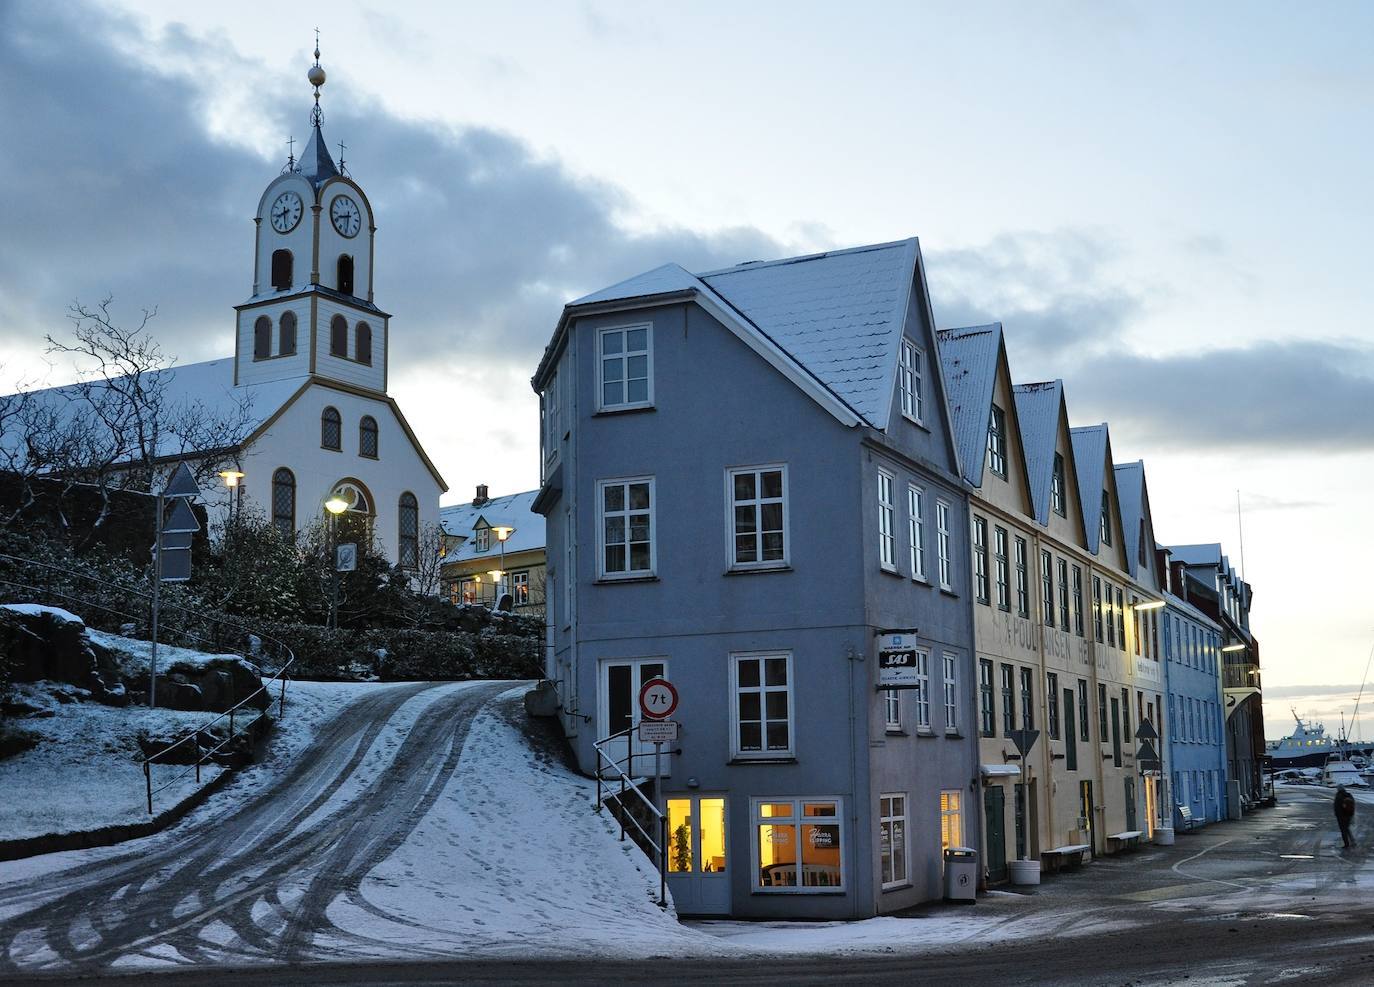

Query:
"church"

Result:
[[7, 48, 446, 568]]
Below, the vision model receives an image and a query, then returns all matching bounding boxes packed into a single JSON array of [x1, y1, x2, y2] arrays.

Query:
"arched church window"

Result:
[[359, 415, 378, 459], [271, 468, 296, 538], [279, 310, 297, 356], [271, 249, 293, 291], [337, 254, 354, 295], [330, 315, 348, 357], [356, 322, 373, 365], [321, 406, 342, 451], [253, 316, 271, 359], [398, 492, 419, 570]]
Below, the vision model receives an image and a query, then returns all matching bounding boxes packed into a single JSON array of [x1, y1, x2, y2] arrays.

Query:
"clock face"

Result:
[[330, 195, 362, 238], [269, 191, 303, 233]]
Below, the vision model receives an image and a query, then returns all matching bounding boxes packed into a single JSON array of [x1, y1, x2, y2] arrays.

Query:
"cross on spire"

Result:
[[337, 140, 347, 175]]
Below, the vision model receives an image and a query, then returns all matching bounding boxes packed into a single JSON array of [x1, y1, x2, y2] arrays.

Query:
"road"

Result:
[[0, 680, 512, 975]]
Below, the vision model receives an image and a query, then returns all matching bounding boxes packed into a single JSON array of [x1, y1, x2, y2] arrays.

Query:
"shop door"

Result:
[[1079, 780, 1095, 854], [598, 659, 670, 777], [983, 786, 1007, 883], [1124, 777, 1138, 832], [665, 796, 729, 915]]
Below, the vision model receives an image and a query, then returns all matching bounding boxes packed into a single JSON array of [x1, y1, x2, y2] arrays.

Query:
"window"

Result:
[[1121, 688, 1131, 742], [1100, 490, 1112, 545], [943, 653, 959, 734], [321, 406, 342, 450], [1014, 536, 1029, 617], [279, 310, 297, 356], [1047, 672, 1060, 740], [1051, 453, 1066, 516], [271, 467, 295, 538], [330, 315, 348, 357], [1019, 666, 1034, 730], [939, 790, 963, 850], [898, 339, 923, 423], [1040, 549, 1054, 627], [456, 578, 479, 605], [359, 415, 378, 458], [356, 322, 372, 365], [1105, 581, 1116, 647], [1077, 679, 1090, 741], [511, 570, 530, 605], [994, 527, 1010, 611], [732, 653, 792, 757], [337, 254, 354, 295], [1116, 588, 1126, 645], [987, 405, 1007, 477], [1093, 575, 1104, 642], [907, 484, 926, 580], [598, 324, 652, 410], [598, 478, 654, 578], [912, 649, 931, 730], [979, 659, 995, 737], [753, 798, 844, 892], [1097, 683, 1109, 741], [475, 526, 490, 553], [879, 795, 908, 889], [972, 517, 989, 604], [397, 492, 419, 569], [270, 248, 292, 290], [1138, 519, 1148, 567], [542, 371, 560, 468], [729, 466, 787, 568], [878, 470, 897, 570], [1072, 565, 1085, 637], [936, 500, 953, 590], [1057, 558, 1070, 630], [1001, 663, 1015, 736], [884, 690, 901, 732], [253, 316, 271, 359]]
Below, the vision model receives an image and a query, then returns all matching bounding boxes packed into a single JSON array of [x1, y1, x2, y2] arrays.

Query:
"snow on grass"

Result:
[[0, 603, 83, 623], [85, 627, 260, 679]]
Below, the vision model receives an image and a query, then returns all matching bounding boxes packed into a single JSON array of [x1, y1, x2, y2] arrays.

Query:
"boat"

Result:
[[1321, 755, 1368, 788], [1267, 710, 1340, 768]]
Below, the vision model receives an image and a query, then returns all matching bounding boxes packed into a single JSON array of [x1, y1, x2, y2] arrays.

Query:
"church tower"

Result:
[[234, 41, 389, 395]]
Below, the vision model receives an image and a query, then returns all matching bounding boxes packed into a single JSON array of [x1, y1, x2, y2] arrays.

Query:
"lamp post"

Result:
[[325, 494, 348, 629], [488, 568, 504, 608], [493, 525, 516, 606], [219, 469, 244, 526]]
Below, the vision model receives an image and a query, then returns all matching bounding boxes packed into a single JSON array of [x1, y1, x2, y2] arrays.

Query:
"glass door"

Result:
[[598, 658, 669, 777], [666, 795, 729, 915]]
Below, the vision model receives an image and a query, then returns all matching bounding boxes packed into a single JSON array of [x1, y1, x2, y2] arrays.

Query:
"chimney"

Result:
[[473, 484, 489, 507]]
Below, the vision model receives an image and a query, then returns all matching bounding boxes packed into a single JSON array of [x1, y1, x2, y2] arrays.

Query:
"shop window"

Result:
[[753, 798, 844, 892]]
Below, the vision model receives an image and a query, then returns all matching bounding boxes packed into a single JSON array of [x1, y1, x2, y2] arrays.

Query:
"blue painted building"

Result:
[[530, 239, 979, 918], [1159, 577, 1228, 827]]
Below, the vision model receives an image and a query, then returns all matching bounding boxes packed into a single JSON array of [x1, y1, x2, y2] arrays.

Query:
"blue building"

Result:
[[530, 239, 979, 918], [1159, 575, 1228, 827]]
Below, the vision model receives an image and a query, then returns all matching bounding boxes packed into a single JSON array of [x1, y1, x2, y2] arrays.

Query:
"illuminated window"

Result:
[[939, 790, 963, 850], [753, 798, 844, 892]]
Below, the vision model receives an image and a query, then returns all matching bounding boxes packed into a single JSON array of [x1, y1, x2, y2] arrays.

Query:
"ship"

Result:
[[1267, 710, 1338, 768]]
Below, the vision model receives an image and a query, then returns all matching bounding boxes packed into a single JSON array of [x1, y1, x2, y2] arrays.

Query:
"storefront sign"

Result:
[[877, 631, 921, 688]]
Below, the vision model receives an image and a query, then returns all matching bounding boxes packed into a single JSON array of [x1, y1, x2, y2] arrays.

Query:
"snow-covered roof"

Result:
[[439, 489, 545, 562], [1169, 543, 1223, 567], [1069, 424, 1109, 554], [1012, 380, 1062, 525], [538, 239, 925, 430], [936, 324, 1001, 486], [1115, 460, 1145, 571]]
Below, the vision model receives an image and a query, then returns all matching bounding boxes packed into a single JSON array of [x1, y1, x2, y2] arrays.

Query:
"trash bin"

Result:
[[943, 847, 978, 903]]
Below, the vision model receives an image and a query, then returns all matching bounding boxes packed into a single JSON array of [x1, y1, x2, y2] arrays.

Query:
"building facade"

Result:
[[531, 239, 979, 918], [440, 486, 547, 614]]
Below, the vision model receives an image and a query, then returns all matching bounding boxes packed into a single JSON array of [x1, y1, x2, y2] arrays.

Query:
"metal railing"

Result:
[[0, 552, 295, 813], [592, 726, 667, 908]]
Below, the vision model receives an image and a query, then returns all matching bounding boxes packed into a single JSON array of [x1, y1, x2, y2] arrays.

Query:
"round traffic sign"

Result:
[[638, 677, 679, 720]]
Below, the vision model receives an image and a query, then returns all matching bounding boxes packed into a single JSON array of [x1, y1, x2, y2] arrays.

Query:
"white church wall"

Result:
[[318, 181, 373, 299], [235, 300, 311, 385], [253, 173, 317, 295], [313, 296, 386, 392]]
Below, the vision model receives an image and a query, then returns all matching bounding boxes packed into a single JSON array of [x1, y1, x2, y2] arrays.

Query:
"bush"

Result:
[[254, 622, 541, 682]]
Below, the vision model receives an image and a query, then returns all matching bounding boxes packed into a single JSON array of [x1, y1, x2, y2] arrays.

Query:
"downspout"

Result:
[[848, 640, 863, 919], [1030, 528, 1055, 855]]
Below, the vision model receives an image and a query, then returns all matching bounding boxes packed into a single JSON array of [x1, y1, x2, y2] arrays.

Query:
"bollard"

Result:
[[144, 759, 152, 814], [279, 674, 287, 718]]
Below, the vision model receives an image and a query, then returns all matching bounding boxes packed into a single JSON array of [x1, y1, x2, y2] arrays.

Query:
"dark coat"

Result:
[[1335, 787, 1356, 821]]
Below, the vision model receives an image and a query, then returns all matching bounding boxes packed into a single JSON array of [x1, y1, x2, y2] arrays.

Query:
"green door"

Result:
[[984, 786, 1008, 883]]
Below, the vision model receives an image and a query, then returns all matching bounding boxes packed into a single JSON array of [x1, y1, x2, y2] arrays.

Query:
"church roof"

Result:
[[297, 124, 340, 188]]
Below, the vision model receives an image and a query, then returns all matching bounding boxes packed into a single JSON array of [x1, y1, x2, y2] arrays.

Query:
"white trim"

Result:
[[936, 499, 953, 591], [750, 796, 846, 894], [595, 322, 654, 412], [729, 651, 795, 759], [907, 483, 926, 582], [725, 463, 790, 571], [898, 338, 925, 426], [884, 689, 901, 732], [942, 651, 960, 735], [879, 793, 910, 890], [596, 475, 656, 579], [877, 469, 897, 571]]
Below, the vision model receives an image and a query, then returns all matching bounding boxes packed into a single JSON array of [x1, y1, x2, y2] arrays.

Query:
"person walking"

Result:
[[1334, 785, 1356, 848]]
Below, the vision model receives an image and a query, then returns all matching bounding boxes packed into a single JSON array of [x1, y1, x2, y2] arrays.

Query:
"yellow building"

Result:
[[439, 485, 546, 615]]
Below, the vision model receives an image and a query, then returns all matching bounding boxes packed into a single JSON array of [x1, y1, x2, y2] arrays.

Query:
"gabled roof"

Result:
[[1169, 543, 1223, 567], [534, 239, 926, 430], [935, 324, 1001, 486], [1012, 380, 1062, 525], [439, 490, 545, 561], [1114, 461, 1145, 571], [1069, 424, 1110, 554]]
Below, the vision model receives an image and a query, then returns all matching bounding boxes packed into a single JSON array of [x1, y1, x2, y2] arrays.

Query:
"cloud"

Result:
[[0, 1, 783, 381], [1264, 683, 1365, 701]]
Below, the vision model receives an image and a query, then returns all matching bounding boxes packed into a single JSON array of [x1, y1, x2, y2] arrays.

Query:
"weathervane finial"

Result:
[[307, 29, 326, 128]]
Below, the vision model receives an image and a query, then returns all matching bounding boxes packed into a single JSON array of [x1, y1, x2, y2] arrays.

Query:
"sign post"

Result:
[[1006, 728, 1041, 861], [638, 677, 678, 909], [149, 463, 201, 708]]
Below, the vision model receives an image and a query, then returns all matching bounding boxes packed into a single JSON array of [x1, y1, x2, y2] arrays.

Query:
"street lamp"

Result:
[[493, 525, 516, 607], [488, 568, 504, 608], [219, 469, 244, 525], [1133, 599, 1165, 612], [325, 494, 349, 629], [1221, 643, 1247, 653]]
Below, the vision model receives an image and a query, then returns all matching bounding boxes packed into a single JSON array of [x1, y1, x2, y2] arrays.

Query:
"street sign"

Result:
[[163, 462, 200, 499], [1135, 719, 1159, 742], [639, 677, 679, 720], [163, 498, 201, 534], [1007, 728, 1040, 759], [336, 542, 358, 572], [877, 631, 921, 689], [156, 530, 193, 551], [1136, 739, 1160, 764], [155, 547, 192, 583], [638, 719, 679, 743]]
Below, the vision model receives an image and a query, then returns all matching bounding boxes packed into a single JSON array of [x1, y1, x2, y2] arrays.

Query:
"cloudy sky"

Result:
[[2, 1, 1371, 740]]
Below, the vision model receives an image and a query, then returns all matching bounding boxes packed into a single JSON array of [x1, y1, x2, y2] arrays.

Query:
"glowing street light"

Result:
[[1133, 599, 1166, 611], [219, 469, 244, 524], [1221, 643, 1247, 653], [493, 524, 516, 609], [325, 495, 349, 629]]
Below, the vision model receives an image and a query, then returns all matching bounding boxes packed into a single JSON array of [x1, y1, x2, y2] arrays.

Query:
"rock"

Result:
[[119, 623, 138, 638], [524, 679, 559, 718], [0, 727, 40, 760], [0, 607, 126, 706]]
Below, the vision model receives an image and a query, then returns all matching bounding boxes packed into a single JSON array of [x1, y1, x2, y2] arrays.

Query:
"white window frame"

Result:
[[884, 689, 901, 733], [596, 476, 656, 579], [943, 652, 959, 735], [877, 469, 897, 571], [511, 569, 530, 605], [1051, 453, 1066, 517], [898, 339, 924, 425], [936, 499, 953, 591], [879, 793, 910, 889], [475, 526, 490, 553], [725, 464, 789, 571], [750, 797, 846, 894], [907, 483, 926, 581], [730, 651, 795, 759], [987, 405, 1007, 477], [542, 369, 561, 470], [596, 323, 653, 412], [912, 648, 932, 731], [939, 789, 964, 851]]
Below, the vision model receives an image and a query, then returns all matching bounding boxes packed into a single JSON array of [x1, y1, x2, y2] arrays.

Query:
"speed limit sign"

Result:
[[638, 677, 679, 720]]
